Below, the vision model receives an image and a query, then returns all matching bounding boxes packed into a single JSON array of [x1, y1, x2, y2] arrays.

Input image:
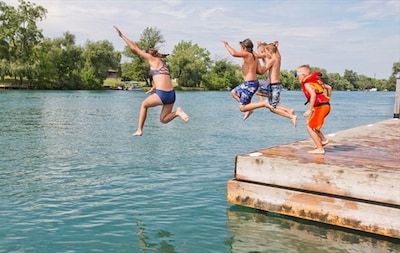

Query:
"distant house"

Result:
[[107, 69, 118, 79]]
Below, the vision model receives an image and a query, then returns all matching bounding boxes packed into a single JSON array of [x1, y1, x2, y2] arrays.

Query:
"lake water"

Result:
[[0, 90, 399, 253]]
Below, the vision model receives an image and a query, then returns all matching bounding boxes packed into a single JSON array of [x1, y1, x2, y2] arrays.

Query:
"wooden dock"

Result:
[[227, 118, 400, 238]]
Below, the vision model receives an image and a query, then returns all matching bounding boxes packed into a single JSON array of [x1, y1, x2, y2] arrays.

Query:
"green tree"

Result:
[[387, 62, 400, 91], [0, 0, 47, 85], [31, 32, 83, 89], [343, 69, 359, 90], [81, 40, 120, 89], [356, 75, 373, 91], [169, 41, 211, 87], [375, 79, 388, 91], [203, 59, 241, 90], [280, 70, 299, 90], [326, 73, 341, 90], [30, 38, 56, 88]]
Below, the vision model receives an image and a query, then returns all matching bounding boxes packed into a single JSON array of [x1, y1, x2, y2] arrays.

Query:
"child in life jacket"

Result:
[[295, 65, 332, 154]]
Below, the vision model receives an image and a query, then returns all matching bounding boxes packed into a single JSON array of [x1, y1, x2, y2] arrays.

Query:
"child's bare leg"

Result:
[[307, 126, 325, 154], [243, 94, 268, 121], [270, 106, 297, 128], [231, 89, 240, 103], [317, 130, 329, 146], [133, 107, 147, 136], [159, 104, 189, 124], [277, 105, 295, 115], [291, 115, 297, 128], [133, 99, 152, 136], [240, 100, 270, 112], [256, 93, 265, 102], [275, 105, 295, 115], [243, 111, 253, 121], [133, 94, 162, 136]]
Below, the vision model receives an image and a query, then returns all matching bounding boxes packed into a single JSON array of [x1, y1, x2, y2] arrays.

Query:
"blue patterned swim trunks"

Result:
[[233, 80, 259, 105]]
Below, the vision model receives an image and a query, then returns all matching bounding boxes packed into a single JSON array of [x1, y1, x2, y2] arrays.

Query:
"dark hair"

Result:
[[146, 48, 169, 58], [239, 38, 254, 53]]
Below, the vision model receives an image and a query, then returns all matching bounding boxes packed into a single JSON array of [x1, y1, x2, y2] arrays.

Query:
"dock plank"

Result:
[[227, 179, 400, 238]]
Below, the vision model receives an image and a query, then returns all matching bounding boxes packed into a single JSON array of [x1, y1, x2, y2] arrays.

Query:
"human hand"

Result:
[[146, 87, 155, 94], [303, 109, 312, 117], [113, 26, 123, 37]]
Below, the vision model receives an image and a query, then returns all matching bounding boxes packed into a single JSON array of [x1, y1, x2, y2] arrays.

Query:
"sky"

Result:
[[3, 0, 400, 79]]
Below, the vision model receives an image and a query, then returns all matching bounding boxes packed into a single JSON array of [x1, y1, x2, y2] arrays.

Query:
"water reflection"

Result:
[[136, 219, 177, 253], [226, 206, 400, 253]]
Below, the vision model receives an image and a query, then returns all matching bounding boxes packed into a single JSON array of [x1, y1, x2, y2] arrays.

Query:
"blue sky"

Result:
[[4, 0, 400, 79]]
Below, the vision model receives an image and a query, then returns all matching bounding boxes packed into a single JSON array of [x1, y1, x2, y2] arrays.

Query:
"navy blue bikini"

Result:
[[149, 63, 176, 105]]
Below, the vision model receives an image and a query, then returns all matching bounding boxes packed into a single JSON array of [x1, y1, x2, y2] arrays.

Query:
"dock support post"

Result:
[[394, 72, 400, 118]]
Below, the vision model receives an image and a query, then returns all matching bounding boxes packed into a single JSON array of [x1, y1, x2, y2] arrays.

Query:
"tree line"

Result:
[[1, 0, 399, 91]]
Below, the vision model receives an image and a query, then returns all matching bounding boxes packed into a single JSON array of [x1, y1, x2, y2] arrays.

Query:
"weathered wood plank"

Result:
[[227, 179, 400, 238], [234, 119, 400, 206]]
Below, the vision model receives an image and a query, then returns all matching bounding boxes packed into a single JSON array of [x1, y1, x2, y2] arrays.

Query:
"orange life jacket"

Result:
[[301, 71, 330, 106]]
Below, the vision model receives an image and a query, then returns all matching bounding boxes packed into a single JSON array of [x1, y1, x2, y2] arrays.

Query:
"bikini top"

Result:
[[149, 62, 170, 76]]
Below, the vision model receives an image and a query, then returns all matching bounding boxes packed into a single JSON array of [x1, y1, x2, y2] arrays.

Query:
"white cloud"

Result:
[[348, 0, 400, 20], [199, 7, 226, 21]]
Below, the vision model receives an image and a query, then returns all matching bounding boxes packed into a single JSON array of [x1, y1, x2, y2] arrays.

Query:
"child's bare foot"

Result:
[[132, 130, 143, 136], [243, 110, 253, 121], [314, 139, 329, 148], [291, 115, 297, 128], [176, 107, 189, 122], [290, 109, 295, 115], [308, 148, 325, 154]]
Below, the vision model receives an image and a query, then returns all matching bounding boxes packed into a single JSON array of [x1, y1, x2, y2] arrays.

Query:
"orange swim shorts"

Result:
[[308, 104, 331, 130]]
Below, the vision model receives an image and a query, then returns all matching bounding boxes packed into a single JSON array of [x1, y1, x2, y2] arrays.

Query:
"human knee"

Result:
[[140, 101, 150, 109], [160, 118, 169, 124]]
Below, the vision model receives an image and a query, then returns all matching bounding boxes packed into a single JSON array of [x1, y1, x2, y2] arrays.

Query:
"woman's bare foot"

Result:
[[243, 110, 253, 121], [176, 107, 189, 122], [132, 130, 143, 136], [291, 115, 297, 128], [308, 148, 325, 154]]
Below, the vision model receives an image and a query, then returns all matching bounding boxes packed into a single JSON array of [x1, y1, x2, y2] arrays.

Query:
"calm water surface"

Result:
[[0, 90, 398, 253]]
